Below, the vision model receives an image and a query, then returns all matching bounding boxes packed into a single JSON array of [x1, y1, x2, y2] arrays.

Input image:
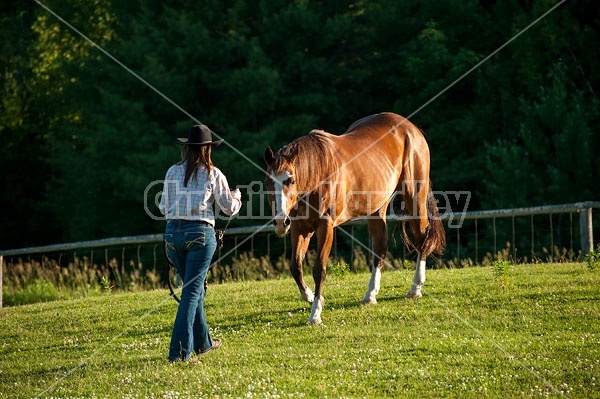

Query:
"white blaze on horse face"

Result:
[[273, 171, 291, 215], [271, 170, 294, 234]]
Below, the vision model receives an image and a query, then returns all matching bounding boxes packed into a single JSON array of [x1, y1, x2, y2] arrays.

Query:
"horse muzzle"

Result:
[[273, 216, 291, 236]]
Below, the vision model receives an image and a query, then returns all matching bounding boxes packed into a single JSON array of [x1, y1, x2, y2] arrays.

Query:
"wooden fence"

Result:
[[1, 201, 598, 308]]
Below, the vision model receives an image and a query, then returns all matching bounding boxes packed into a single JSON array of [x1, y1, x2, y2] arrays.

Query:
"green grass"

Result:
[[1, 263, 598, 398]]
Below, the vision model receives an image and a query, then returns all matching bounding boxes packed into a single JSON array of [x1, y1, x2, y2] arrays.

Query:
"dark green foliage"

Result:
[[1, 0, 599, 248]]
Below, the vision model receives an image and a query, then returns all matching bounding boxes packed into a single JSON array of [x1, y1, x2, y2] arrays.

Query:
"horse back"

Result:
[[345, 112, 409, 134], [331, 112, 427, 164], [316, 113, 428, 222], [344, 112, 421, 141]]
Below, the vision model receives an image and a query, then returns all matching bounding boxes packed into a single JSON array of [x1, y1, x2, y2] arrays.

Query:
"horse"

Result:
[[264, 112, 445, 324]]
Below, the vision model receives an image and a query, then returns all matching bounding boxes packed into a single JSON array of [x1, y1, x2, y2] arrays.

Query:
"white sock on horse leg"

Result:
[[407, 255, 426, 298], [307, 295, 324, 325], [362, 267, 381, 304], [301, 286, 315, 303], [414, 258, 426, 287]]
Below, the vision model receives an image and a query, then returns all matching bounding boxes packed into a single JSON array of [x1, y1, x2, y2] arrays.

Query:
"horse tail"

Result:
[[397, 122, 445, 257], [420, 186, 446, 257], [401, 216, 418, 254], [400, 184, 446, 257]]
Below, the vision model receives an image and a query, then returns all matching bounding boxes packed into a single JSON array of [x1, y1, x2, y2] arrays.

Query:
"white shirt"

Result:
[[159, 162, 241, 225]]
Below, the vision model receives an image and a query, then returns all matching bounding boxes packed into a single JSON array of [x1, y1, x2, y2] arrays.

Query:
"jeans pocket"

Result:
[[184, 231, 206, 251]]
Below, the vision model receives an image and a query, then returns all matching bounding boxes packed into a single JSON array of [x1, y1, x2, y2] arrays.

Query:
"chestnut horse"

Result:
[[264, 112, 445, 324]]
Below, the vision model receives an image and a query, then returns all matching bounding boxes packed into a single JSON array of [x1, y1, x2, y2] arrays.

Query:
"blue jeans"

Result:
[[164, 220, 217, 361]]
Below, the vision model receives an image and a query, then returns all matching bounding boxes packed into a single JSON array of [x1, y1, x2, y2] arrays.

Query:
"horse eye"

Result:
[[284, 178, 295, 186]]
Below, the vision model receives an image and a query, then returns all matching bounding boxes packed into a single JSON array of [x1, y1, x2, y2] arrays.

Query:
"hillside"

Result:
[[0, 263, 598, 398]]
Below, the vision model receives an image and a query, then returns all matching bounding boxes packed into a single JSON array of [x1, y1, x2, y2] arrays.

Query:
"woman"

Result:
[[159, 124, 242, 362]]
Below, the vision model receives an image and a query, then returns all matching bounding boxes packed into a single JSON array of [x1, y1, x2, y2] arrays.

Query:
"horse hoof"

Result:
[[406, 291, 422, 299], [307, 318, 322, 326], [300, 288, 315, 303], [361, 298, 377, 305], [301, 292, 314, 303]]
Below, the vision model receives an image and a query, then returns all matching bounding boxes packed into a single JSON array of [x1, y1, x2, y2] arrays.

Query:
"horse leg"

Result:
[[407, 252, 427, 298], [362, 212, 388, 305], [404, 181, 430, 299], [291, 227, 315, 303], [307, 220, 334, 325]]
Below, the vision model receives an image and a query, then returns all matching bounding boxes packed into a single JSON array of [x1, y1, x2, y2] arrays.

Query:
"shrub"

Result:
[[585, 244, 600, 271], [491, 256, 511, 288], [328, 261, 350, 279], [4, 278, 67, 306]]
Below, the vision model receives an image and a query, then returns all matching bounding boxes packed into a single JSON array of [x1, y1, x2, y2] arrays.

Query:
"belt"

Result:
[[167, 219, 213, 227]]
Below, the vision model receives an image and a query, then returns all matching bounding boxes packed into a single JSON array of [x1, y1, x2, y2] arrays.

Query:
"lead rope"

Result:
[[216, 214, 233, 251], [165, 240, 180, 303]]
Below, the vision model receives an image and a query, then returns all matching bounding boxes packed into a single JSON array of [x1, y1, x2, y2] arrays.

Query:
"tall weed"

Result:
[[585, 244, 600, 271]]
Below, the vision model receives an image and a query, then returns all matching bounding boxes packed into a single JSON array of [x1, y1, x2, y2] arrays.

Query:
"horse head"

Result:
[[264, 146, 299, 236]]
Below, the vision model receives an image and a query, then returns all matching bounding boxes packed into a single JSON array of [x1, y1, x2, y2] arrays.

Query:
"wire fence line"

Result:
[[1, 201, 598, 308]]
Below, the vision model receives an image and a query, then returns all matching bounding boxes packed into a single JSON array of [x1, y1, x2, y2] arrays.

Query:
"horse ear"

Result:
[[264, 146, 275, 166]]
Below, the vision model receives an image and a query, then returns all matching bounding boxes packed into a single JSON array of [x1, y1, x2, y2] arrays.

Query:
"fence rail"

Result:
[[1, 201, 598, 308]]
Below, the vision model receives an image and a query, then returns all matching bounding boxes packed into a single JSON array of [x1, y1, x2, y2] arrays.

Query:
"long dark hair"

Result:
[[178, 145, 213, 187]]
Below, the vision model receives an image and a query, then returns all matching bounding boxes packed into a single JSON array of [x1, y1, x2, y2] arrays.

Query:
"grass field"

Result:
[[0, 262, 598, 398]]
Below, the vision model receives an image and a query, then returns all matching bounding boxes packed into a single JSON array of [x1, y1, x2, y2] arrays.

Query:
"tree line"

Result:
[[1, 0, 598, 250]]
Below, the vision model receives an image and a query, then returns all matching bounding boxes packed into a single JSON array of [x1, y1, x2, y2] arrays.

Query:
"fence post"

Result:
[[580, 207, 594, 257]]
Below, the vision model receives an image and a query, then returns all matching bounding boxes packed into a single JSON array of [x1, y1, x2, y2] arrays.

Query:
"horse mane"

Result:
[[271, 130, 339, 194]]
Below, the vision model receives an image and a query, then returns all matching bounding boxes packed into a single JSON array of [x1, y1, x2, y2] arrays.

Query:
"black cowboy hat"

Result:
[[177, 124, 224, 146]]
